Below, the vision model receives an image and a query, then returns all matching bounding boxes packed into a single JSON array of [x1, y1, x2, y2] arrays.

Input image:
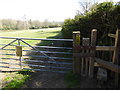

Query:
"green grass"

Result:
[[0, 28, 61, 45], [2, 70, 32, 89], [4, 77, 11, 81], [2, 75, 30, 89]]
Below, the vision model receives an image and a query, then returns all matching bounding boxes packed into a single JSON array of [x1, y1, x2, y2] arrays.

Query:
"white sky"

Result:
[[0, 0, 119, 22]]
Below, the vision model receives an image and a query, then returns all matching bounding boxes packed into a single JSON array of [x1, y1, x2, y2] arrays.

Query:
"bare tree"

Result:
[[78, 0, 97, 15], [21, 15, 29, 30]]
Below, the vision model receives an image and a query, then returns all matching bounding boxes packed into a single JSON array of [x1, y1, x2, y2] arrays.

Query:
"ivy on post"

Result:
[[73, 31, 80, 74], [89, 29, 97, 78]]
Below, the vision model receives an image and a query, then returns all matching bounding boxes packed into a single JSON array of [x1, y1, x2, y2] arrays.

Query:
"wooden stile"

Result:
[[72, 29, 119, 87]]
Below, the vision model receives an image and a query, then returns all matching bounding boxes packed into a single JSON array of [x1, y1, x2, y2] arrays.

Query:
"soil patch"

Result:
[[21, 72, 67, 88]]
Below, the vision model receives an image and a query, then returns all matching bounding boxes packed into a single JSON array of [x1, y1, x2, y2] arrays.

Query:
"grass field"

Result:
[[0, 28, 62, 45]]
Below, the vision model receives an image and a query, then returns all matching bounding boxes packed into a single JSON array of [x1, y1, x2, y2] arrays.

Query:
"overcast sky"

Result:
[[0, 0, 119, 22]]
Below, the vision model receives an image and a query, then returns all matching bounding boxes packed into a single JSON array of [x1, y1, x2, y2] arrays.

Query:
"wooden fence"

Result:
[[73, 29, 120, 87]]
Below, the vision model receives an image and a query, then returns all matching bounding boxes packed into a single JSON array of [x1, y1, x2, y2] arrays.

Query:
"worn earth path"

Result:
[[21, 71, 98, 89], [21, 71, 67, 88], [20, 40, 69, 88], [20, 43, 98, 88]]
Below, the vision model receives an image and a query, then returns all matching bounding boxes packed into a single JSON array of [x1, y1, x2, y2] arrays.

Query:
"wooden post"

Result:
[[89, 29, 97, 78], [112, 30, 120, 63], [81, 38, 90, 76], [112, 29, 120, 87], [73, 31, 80, 74]]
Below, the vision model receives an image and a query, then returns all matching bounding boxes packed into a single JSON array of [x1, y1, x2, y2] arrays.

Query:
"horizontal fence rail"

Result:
[[0, 44, 72, 50], [1, 54, 72, 60], [96, 46, 115, 51], [0, 37, 73, 41], [1, 49, 72, 54], [1, 44, 115, 51], [1, 58, 72, 65], [0, 66, 67, 73], [0, 62, 72, 70]]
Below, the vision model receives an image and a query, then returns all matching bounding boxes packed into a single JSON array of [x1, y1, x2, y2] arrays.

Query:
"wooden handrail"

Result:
[[108, 33, 115, 38], [95, 58, 120, 73], [73, 46, 115, 51], [96, 46, 115, 51]]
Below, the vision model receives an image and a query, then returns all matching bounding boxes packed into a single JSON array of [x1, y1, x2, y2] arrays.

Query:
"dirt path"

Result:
[[79, 77, 97, 88], [21, 72, 67, 88], [21, 71, 99, 88]]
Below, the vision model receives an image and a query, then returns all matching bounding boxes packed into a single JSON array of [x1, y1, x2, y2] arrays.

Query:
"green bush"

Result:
[[61, 2, 120, 46]]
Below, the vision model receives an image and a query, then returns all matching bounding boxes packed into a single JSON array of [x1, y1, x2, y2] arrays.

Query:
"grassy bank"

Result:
[[2, 70, 33, 89]]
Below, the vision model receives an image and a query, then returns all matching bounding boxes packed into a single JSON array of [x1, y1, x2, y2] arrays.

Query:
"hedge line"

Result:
[[61, 2, 120, 46]]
